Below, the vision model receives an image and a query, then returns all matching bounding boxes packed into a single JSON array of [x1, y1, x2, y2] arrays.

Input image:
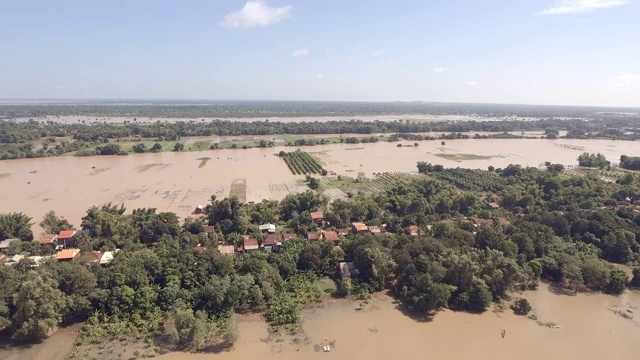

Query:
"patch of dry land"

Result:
[[3, 286, 639, 360]]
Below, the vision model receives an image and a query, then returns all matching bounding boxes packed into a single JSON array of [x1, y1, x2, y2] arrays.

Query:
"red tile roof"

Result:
[[307, 231, 320, 241], [56, 248, 80, 260], [203, 225, 215, 233], [352, 222, 368, 232], [488, 202, 500, 209], [39, 234, 58, 244], [243, 238, 259, 250], [310, 212, 324, 220], [263, 234, 281, 246], [58, 230, 76, 239], [283, 233, 298, 240], [84, 251, 102, 262], [323, 231, 340, 243], [338, 228, 350, 235]]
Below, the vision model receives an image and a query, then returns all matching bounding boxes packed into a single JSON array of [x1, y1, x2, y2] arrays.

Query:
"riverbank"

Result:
[[3, 285, 639, 360]]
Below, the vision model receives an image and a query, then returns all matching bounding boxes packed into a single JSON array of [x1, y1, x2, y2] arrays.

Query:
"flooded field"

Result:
[[1, 138, 639, 232], [153, 286, 640, 360]]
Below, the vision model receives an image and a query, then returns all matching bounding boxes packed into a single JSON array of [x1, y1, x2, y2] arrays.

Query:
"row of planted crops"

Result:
[[429, 168, 509, 192], [282, 150, 326, 175]]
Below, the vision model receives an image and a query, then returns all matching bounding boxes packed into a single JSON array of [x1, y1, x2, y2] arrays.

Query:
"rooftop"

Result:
[[323, 231, 340, 243], [56, 248, 80, 260], [39, 234, 58, 244], [310, 212, 324, 220], [217, 245, 235, 256], [307, 231, 320, 241], [58, 230, 77, 239], [264, 234, 282, 246]]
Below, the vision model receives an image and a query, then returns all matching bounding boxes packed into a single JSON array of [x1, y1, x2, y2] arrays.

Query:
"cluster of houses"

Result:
[[0, 229, 119, 267]]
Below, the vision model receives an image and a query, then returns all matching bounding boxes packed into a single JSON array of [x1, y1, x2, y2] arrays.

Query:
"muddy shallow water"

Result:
[[160, 285, 640, 360], [0, 138, 639, 232]]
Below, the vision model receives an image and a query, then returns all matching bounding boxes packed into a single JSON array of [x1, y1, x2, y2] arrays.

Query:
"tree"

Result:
[[0, 213, 33, 241], [150, 142, 163, 152], [132, 143, 149, 153], [173, 142, 184, 151], [11, 271, 66, 342], [511, 298, 532, 315], [39, 211, 73, 234]]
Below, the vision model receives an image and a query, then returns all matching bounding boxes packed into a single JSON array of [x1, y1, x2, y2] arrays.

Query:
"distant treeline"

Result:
[[2, 117, 640, 145], [1, 100, 638, 118]]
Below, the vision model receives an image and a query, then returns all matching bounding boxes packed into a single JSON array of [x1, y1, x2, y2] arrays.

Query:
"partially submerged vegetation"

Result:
[[279, 150, 327, 175]]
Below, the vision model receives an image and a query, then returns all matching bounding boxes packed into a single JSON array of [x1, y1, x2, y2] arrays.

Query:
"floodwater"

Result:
[[156, 285, 640, 360], [0, 138, 639, 232]]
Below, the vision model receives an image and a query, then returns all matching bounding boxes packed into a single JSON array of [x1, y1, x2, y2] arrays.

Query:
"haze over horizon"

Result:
[[1, 0, 639, 107]]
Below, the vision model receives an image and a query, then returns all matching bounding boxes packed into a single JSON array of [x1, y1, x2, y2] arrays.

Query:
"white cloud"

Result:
[[432, 67, 448, 73], [316, 74, 323, 80], [370, 50, 386, 57], [618, 73, 639, 86], [465, 81, 477, 86], [291, 48, 309, 58], [536, 0, 629, 15], [221, 0, 291, 28]]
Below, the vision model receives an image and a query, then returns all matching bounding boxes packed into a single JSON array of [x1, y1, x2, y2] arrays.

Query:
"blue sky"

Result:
[[1, 0, 638, 106]]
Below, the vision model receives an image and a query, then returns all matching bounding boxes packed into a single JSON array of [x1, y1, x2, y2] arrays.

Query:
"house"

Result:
[[307, 231, 321, 241], [27, 255, 51, 267], [338, 262, 357, 279], [39, 234, 59, 245], [56, 248, 81, 261], [259, 224, 276, 234], [404, 225, 419, 236], [263, 234, 282, 252], [4, 254, 24, 266], [203, 225, 215, 233], [310, 212, 324, 226], [322, 231, 340, 245], [57, 230, 77, 248], [217, 245, 235, 257], [352, 222, 369, 234], [283, 233, 298, 241], [497, 217, 511, 226], [83, 251, 103, 263], [488, 202, 500, 210], [368, 226, 382, 235], [0, 239, 17, 252], [243, 238, 260, 252], [193, 205, 204, 215], [100, 250, 120, 265], [473, 218, 494, 227], [338, 228, 350, 236]]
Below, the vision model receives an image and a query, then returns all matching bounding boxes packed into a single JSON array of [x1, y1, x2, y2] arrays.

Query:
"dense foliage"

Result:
[[578, 152, 611, 169], [280, 150, 326, 175]]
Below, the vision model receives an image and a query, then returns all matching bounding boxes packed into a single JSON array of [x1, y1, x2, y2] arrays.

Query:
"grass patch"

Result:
[[230, 178, 247, 202], [197, 157, 211, 168], [435, 153, 495, 162], [316, 277, 337, 296], [191, 140, 211, 151]]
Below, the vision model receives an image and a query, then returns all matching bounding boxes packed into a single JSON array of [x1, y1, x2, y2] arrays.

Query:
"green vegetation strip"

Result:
[[197, 157, 211, 168], [435, 153, 494, 161], [280, 150, 327, 175]]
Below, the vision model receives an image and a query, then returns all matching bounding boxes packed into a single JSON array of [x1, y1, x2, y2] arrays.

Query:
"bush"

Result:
[[511, 298, 532, 315]]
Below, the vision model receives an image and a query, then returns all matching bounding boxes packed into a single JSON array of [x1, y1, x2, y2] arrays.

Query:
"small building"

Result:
[[100, 250, 119, 265], [473, 218, 494, 227], [404, 225, 419, 236], [338, 228, 350, 236], [310, 212, 324, 226], [497, 217, 511, 226], [259, 224, 276, 234], [203, 225, 215, 233], [4, 254, 24, 266], [243, 238, 260, 252], [322, 231, 340, 245], [368, 226, 382, 234], [56, 248, 81, 261], [283, 233, 298, 241], [0, 239, 18, 252], [57, 230, 77, 248], [39, 234, 59, 245], [307, 231, 321, 241], [217, 244, 235, 257], [352, 222, 369, 234], [263, 234, 282, 252], [488, 202, 500, 210], [338, 262, 357, 279], [27, 255, 51, 267], [83, 251, 103, 263]]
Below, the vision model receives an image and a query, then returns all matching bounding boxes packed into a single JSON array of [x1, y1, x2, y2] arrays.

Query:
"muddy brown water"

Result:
[[155, 286, 640, 360], [1, 139, 639, 233]]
